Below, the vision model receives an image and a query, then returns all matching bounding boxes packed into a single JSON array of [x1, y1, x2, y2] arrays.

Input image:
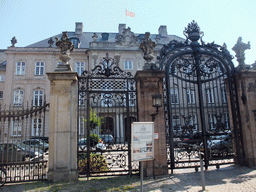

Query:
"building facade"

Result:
[[1, 22, 184, 142]]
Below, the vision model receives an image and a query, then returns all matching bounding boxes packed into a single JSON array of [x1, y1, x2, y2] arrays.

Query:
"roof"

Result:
[[26, 30, 184, 49]]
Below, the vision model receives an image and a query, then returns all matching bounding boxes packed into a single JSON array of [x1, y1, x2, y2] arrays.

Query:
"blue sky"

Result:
[[0, 0, 255, 66]]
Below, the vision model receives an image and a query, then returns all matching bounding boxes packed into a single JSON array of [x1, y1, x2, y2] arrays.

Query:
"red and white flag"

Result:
[[125, 9, 135, 17]]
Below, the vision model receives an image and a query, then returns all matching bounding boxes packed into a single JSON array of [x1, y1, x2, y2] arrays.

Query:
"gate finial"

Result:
[[183, 20, 204, 45], [55, 31, 74, 71]]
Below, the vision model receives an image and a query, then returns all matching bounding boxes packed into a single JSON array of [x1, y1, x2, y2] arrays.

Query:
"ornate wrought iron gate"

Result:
[[78, 53, 138, 177], [0, 102, 49, 183], [160, 21, 244, 171]]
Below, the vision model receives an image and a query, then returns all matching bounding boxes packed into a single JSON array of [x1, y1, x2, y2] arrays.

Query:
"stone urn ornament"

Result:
[[55, 31, 74, 71], [183, 20, 204, 45]]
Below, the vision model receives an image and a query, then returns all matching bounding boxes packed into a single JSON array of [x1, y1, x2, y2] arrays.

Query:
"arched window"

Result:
[[14, 89, 24, 105], [33, 90, 44, 106]]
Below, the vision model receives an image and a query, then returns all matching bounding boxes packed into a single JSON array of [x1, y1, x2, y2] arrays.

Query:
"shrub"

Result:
[[78, 153, 108, 174], [89, 134, 100, 147]]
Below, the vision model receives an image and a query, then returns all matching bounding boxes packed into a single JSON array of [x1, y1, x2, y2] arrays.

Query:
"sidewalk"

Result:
[[144, 164, 256, 191], [1, 164, 256, 191]]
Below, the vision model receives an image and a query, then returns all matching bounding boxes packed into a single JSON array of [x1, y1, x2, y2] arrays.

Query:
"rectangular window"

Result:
[[221, 88, 227, 103], [75, 62, 85, 76], [124, 60, 133, 70], [0, 91, 3, 99], [12, 120, 22, 136], [16, 62, 26, 75], [32, 119, 42, 136], [33, 90, 44, 106], [170, 88, 179, 104], [172, 115, 180, 130], [14, 90, 24, 105], [0, 75, 5, 81], [35, 62, 45, 75], [208, 114, 216, 130], [206, 88, 214, 103], [187, 89, 195, 104]]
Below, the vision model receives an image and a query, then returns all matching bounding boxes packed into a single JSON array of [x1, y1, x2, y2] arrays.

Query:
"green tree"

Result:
[[83, 108, 103, 130]]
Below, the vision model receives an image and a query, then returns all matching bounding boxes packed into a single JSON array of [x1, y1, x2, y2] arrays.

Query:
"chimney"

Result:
[[75, 22, 83, 35], [158, 25, 167, 37], [118, 24, 126, 34]]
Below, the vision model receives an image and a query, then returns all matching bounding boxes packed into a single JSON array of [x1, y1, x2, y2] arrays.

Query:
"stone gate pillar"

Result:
[[46, 32, 78, 182], [135, 70, 168, 177], [47, 72, 78, 182], [234, 70, 256, 167]]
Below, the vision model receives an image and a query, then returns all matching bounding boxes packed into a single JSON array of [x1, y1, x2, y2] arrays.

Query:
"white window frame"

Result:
[[16, 62, 26, 75], [14, 90, 24, 105], [33, 90, 44, 106], [187, 89, 195, 104], [12, 119, 22, 136], [32, 118, 42, 136], [206, 88, 214, 104], [0, 75, 5, 81], [170, 88, 179, 104], [35, 62, 45, 76], [124, 60, 133, 70], [172, 115, 180, 131], [208, 114, 217, 130], [75, 62, 85, 76]]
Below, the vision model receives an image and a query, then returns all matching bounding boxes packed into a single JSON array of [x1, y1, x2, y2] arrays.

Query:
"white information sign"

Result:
[[131, 122, 154, 161]]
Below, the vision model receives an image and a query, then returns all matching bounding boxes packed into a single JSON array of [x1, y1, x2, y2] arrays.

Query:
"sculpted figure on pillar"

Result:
[[232, 37, 250, 66], [139, 32, 156, 63]]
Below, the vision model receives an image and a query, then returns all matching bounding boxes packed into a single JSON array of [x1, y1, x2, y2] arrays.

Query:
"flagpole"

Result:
[[125, 9, 127, 25]]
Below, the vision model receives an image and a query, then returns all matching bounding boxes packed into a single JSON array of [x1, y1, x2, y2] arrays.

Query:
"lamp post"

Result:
[[151, 93, 162, 121]]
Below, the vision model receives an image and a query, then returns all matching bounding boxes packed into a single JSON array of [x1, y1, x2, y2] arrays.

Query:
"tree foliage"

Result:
[[83, 108, 103, 130]]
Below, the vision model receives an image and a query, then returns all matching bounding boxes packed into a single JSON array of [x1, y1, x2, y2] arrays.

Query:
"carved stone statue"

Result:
[[139, 32, 156, 63], [232, 37, 250, 66], [55, 32, 74, 71], [11, 36, 17, 47]]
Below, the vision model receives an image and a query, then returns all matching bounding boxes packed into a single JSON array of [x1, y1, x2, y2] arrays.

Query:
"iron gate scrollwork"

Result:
[[159, 21, 244, 171], [78, 53, 138, 177]]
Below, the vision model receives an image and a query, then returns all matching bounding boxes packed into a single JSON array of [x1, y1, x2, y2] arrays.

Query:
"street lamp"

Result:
[[151, 94, 162, 121]]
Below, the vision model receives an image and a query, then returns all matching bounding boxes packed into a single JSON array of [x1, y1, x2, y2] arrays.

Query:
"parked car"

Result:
[[31, 136, 49, 143], [99, 135, 114, 145], [0, 143, 40, 162], [78, 138, 87, 150], [22, 139, 49, 152]]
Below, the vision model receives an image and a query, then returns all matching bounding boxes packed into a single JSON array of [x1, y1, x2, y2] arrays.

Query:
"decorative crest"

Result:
[[86, 53, 132, 78], [115, 27, 139, 46]]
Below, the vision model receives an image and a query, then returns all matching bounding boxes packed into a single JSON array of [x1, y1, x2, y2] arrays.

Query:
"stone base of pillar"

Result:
[[143, 62, 158, 70], [142, 161, 168, 177], [48, 170, 78, 182]]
